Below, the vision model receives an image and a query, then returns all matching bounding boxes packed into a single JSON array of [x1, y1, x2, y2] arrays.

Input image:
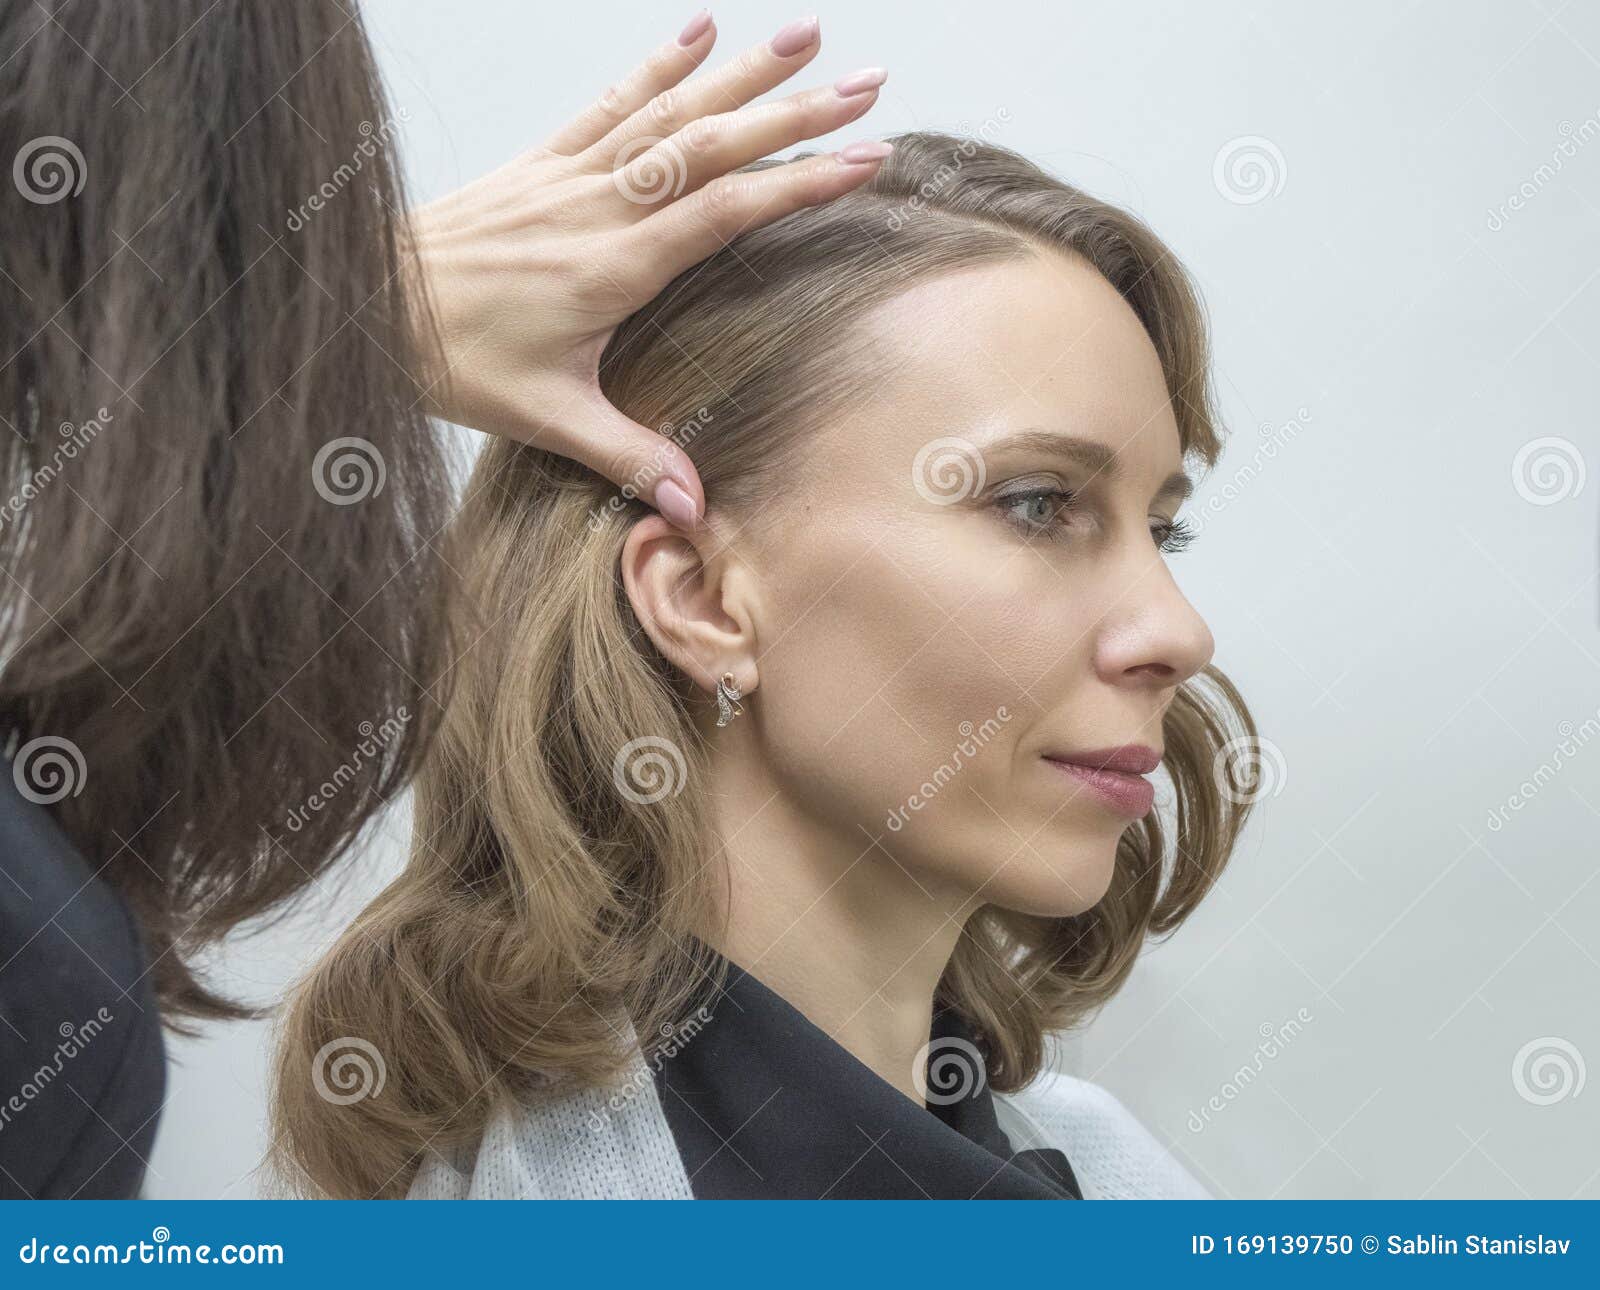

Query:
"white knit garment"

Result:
[[408, 1040, 1208, 1201]]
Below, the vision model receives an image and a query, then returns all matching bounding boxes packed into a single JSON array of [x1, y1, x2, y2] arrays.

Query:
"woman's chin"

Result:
[[979, 837, 1120, 919]]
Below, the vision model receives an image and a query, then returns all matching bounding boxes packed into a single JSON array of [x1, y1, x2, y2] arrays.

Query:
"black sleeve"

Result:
[[0, 769, 167, 1198]]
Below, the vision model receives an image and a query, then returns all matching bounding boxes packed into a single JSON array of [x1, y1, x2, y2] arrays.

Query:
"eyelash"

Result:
[[997, 487, 1198, 554], [1154, 516, 1198, 554]]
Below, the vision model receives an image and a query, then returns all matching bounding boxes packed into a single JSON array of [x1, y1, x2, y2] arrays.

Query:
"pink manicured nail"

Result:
[[677, 10, 712, 47], [834, 67, 887, 97], [654, 478, 700, 530], [838, 140, 893, 165], [769, 16, 819, 58]]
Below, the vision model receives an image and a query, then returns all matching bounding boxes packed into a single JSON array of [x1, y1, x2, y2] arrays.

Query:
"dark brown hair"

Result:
[[0, 1, 456, 1025]]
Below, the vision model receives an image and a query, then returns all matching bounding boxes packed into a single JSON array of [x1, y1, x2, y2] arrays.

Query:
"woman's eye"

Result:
[[998, 487, 1077, 537], [1153, 516, 1198, 554]]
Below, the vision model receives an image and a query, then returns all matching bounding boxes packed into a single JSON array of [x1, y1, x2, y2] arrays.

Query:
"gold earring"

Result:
[[715, 671, 745, 727]]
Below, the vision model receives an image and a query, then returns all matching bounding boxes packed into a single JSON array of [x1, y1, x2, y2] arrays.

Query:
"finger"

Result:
[[584, 15, 823, 169], [547, 383, 706, 530], [619, 144, 893, 298], [613, 70, 886, 207], [544, 11, 718, 155]]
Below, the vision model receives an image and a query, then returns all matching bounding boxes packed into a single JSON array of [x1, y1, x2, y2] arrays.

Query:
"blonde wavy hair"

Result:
[[271, 132, 1258, 1198]]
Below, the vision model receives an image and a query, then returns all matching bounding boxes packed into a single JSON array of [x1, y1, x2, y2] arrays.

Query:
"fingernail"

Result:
[[834, 67, 887, 98], [769, 16, 819, 58], [838, 140, 893, 165], [677, 9, 712, 47], [654, 478, 700, 530]]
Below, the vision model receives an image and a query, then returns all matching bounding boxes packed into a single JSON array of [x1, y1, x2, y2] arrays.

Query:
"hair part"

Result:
[[271, 131, 1257, 1198]]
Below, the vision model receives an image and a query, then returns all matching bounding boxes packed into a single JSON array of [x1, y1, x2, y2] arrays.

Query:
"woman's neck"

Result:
[[701, 766, 981, 1106]]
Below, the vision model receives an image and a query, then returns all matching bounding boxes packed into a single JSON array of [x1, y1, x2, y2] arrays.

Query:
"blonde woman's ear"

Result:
[[619, 510, 760, 693]]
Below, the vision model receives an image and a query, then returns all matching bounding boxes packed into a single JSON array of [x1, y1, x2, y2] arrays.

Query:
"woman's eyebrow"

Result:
[[986, 428, 1194, 502]]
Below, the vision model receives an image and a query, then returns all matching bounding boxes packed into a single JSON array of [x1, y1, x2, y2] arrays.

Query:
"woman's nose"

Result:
[[1094, 559, 1215, 689]]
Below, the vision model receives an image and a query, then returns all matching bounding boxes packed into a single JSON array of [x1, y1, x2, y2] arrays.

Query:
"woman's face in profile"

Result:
[[737, 249, 1217, 918]]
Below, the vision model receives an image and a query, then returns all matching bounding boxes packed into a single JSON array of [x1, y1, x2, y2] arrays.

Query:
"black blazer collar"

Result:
[[650, 941, 1081, 1199]]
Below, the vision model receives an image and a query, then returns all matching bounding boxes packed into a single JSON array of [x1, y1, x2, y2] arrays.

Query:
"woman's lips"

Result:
[[1042, 756, 1156, 817]]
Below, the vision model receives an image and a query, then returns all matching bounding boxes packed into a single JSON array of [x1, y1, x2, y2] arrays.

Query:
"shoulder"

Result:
[[0, 772, 167, 1198], [995, 1066, 1211, 1200]]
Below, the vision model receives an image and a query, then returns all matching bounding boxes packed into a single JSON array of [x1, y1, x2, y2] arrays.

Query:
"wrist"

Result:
[[399, 209, 457, 423]]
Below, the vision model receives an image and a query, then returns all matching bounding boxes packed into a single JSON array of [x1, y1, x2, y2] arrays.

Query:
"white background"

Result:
[[149, 0, 1600, 1199]]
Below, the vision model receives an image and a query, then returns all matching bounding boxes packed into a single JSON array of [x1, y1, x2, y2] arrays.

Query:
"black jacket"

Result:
[[0, 769, 166, 1197]]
